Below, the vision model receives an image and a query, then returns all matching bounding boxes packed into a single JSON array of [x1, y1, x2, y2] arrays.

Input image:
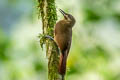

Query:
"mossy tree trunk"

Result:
[[38, 0, 62, 80]]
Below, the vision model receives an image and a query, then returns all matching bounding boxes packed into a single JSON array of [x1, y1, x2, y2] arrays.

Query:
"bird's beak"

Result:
[[59, 9, 67, 16]]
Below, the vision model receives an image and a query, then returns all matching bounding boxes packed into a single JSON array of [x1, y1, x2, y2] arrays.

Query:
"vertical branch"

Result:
[[38, 0, 62, 80]]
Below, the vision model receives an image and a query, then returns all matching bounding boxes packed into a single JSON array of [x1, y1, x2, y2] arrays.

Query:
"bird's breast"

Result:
[[54, 28, 72, 52]]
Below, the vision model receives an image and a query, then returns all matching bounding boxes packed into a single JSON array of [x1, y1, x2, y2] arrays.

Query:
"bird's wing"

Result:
[[66, 39, 72, 55]]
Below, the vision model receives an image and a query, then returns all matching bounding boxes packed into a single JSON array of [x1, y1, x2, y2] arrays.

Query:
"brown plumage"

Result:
[[54, 9, 75, 79]]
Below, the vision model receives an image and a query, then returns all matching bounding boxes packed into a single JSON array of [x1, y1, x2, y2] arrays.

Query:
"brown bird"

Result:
[[54, 9, 76, 80]]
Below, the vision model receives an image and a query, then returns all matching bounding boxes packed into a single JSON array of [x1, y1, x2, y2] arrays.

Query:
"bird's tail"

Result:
[[59, 53, 67, 80]]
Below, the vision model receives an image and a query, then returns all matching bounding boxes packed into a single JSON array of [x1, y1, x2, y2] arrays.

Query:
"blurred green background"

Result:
[[0, 0, 120, 80]]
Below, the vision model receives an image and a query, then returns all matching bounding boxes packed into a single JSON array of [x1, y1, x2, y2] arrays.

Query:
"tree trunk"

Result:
[[38, 0, 62, 80]]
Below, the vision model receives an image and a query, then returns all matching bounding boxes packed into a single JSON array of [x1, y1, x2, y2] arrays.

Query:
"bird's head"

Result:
[[59, 9, 76, 27]]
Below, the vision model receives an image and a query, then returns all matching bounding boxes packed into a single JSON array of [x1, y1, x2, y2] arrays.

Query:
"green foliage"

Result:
[[0, 29, 11, 61], [113, 13, 120, 21], [84, 9, 101, 22]]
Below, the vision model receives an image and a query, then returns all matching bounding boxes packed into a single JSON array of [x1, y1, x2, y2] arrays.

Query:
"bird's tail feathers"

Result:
[[59, 53, 67, 79]]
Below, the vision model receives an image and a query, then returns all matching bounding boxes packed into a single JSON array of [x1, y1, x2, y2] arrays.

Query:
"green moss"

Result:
[[38, 0, 44, 18], [46, 0, 57, 36], [38, 0, 61, 80], [38, 0, 57, 35]]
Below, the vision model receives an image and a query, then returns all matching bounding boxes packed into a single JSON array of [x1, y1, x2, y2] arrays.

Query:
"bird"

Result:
[[54, 9, 76, 80]]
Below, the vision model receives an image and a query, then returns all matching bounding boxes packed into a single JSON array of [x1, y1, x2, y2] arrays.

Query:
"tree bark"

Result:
[[38, 0, 62, 80]]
